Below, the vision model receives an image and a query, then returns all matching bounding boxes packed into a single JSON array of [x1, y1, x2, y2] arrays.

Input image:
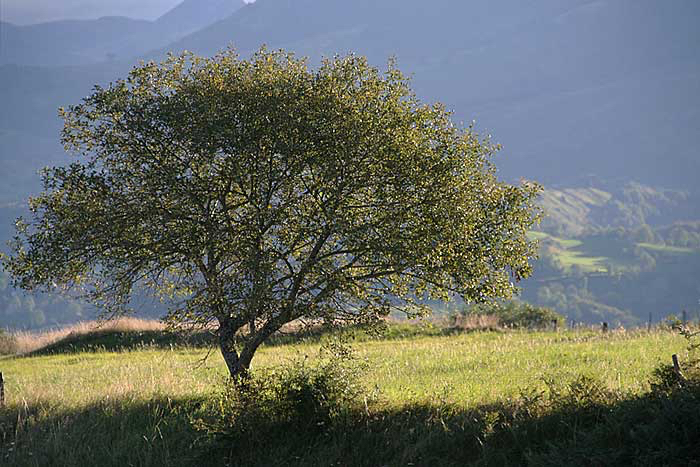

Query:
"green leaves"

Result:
[[3, 47, 540, 371]]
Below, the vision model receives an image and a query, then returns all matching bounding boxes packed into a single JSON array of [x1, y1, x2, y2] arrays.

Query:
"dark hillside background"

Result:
[[161, 0, 700, 189], [1, 0, 699, 328]]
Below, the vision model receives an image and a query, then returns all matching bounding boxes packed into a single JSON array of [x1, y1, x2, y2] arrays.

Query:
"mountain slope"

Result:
[[1, 0, 698, 197], [0, 0, 246, 66], [156, 0, 246, 36], [111, 0, 247, 62], [160, 0, 700, 189], [0, 17, 151, 66]]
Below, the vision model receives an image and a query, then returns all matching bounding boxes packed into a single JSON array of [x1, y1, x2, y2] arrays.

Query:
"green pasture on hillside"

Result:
[[637, 242, 696, 254], [529, 231, 698, 274]]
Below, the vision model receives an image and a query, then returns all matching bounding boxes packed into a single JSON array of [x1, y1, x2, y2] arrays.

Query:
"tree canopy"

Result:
[[3, 48, 540, 377]]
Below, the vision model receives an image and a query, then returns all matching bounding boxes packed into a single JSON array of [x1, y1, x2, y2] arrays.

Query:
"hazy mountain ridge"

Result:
[[0, 0, 246, 66], [154, 0, 700, 189], [2, 0, 698, 191], [539, 183, 700, 237], [0, 17, 151, 66]]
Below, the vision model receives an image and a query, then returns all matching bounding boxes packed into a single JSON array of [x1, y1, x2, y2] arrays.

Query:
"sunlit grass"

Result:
[[527, 230, 582, 248], [1, 329, 686, 410], [0, 326, 693, 466], [638, 242, 696, 254], [7, 318, 167, 354], [554, 249, 608, 272]]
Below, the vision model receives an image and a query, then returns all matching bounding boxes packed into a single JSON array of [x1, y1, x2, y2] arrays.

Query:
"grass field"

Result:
[[637, 242, 696, 254], [0, 324, 698, 466], [529, 231, 608, 273]]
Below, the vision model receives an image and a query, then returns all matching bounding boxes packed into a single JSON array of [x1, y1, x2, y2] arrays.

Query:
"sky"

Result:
[[1, 0, 251, 25]]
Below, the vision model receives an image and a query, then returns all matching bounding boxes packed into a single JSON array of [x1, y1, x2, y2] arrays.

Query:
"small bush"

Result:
[[199, 340, 369, 456], [453, 301, 564, 329]]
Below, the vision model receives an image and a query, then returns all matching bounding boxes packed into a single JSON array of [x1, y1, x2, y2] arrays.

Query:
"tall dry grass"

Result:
[[5, 318, 166, 355], [447, 313, 502, 330]]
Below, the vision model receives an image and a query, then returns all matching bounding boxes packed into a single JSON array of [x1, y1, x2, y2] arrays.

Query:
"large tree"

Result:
[[3, 49, 539, 377]]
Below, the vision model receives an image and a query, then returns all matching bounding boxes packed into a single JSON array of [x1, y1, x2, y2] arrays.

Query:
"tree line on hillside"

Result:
[[522, 227, 700, 326]]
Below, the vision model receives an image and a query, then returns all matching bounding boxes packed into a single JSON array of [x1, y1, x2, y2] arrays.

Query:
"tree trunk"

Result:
[[218, 315, 283, 379], [218, 316, 251, 379]]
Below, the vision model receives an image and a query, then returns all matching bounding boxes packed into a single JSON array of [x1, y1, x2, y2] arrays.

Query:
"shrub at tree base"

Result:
[[198, 342, 368, 451]]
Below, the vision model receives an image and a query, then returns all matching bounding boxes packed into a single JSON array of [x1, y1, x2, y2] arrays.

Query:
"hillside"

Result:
[[0, 0, 246, 66], [518, 183, 700, 325], [539, 183, 700, 237], [0, 17, 151, 66], [161, 0, 700, 189]]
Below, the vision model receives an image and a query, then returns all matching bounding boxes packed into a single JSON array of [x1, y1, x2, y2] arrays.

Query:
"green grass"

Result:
[[530, 231, 700, 275], [637, 242, 696, 254], [0, 327, 694, 466], [529, 231, 608, 273], [554, 249, 608, 272], [528, 231, 582, 249]]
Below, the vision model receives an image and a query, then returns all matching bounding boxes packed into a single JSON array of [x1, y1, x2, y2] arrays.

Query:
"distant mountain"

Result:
[[0, 17, 151, 66], [160, 0, 700, 190], [1, 0, 699, 197], [112, 0, 247, 62], [539, 183, 700, 237], [0, 0, 247, 66], [1, 0, 183, 25], [156, 0, 247, 37]]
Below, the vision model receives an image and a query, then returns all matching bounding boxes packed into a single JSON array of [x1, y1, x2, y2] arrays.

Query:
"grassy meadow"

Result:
[[0, 322, 698, 466]]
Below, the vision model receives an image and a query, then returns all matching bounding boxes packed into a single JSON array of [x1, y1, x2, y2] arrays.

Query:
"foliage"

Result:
[[198, 340, 368, 451], [2, 48, 539, 376], [455, 301, 564, 329]]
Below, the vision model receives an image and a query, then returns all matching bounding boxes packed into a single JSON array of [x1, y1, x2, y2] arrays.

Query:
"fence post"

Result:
[[682, 310, 687, 325], [552, 319, 558, 332], [648, 312, 652, 332], [0, 372, 4, 407], [602, 322, 608, 333]]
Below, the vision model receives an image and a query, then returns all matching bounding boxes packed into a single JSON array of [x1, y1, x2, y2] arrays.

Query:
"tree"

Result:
[[2, 49, 540, 378]]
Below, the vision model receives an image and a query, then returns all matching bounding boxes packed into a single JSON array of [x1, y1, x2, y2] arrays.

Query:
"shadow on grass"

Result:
[[24, 323, 493, 357], [27, 329, 217, 356], [1, 380, 699, 466], [0, 397, 218, 467], [207, 376, 700, 467]]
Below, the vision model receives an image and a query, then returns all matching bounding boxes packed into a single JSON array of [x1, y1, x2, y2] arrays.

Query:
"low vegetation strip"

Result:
[[0, 318, 168, 355], [0, 326, 695, 466]]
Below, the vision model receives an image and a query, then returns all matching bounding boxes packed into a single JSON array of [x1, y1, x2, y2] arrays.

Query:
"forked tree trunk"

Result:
[[218, 314, 282, 379], [218, 317, 252, 379]]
